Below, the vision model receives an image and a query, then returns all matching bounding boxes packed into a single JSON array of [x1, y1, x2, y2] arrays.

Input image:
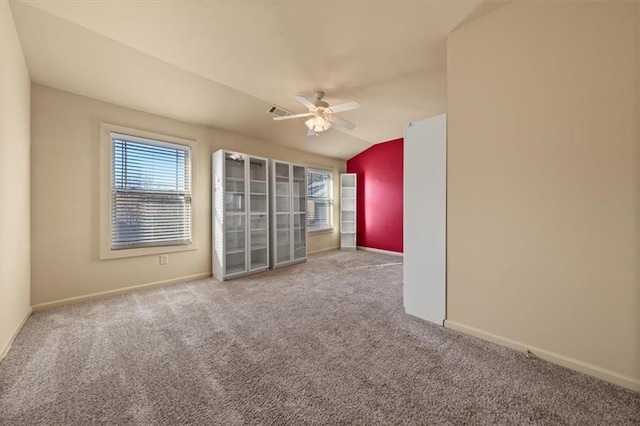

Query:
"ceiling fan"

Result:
[[273, 91, 360, 136]]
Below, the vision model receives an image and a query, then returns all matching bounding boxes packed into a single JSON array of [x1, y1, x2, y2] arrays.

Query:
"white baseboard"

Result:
[[32, 272, 212, 312], [1, 306, 33, 361], [357, 246, 403, 257], [444, 320, 640, 392], [308, 246, 339, 255]]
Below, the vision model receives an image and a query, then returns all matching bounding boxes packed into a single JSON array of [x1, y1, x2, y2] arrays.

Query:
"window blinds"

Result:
[[111, 133, 192, 249], [307, 169, 332, 231]]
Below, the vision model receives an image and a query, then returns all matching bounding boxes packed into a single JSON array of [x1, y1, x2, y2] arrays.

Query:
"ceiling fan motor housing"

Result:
[[313, 90, 329, 108]]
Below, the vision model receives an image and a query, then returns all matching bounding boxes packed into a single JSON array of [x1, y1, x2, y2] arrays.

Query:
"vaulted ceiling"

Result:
[[10, 0, 507, 159]]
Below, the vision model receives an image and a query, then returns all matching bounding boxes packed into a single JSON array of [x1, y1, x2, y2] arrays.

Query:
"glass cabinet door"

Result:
[[275, 162, 290, 213], [224, 153, 246, 275], [249, 157, 268, 270], [224, 153, 246, 213], [274, 162, 291, 264], [276, 214, 291, 263], [293, 213, 306, 260], [292, 165, 306, 214], [292, 165, 306, 260]]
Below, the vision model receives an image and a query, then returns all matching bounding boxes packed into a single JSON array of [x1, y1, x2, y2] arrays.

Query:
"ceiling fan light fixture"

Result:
[[305, 116, 332, 133], [273, 92, 358, 136]]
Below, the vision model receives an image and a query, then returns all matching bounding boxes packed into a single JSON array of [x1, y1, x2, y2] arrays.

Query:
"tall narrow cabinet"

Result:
[[340, 173, 357, 250], [212, 150, 269, 280], [404, 114, 446, 325], [271, 161, 307, 268]]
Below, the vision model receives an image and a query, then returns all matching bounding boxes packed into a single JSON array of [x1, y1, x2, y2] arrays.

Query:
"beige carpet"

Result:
[[1, 250, 638, 424]]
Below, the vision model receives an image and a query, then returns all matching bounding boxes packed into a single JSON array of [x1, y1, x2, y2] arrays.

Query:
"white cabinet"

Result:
[[340, 173, 357, 250], [404, 114, 447, 325], [271, 160, 307, 268], [212, 150, 269, 280]]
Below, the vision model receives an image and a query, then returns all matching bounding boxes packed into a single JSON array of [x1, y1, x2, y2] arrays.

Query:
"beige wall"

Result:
[[447, 1, 639, 389], [31, 84, 344, 306], [0, 1, 32, 357]]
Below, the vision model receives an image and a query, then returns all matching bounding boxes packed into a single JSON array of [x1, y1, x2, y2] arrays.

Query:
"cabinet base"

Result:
[[272, 258, 307, 269]]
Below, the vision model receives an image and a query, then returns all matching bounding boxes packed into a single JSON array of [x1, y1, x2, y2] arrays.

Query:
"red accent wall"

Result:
[[346, 138, 403, 253]]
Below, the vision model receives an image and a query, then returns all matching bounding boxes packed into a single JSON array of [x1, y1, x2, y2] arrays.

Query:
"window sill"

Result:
[[308, 228, 334, 235], [100, 243, 197, 261]]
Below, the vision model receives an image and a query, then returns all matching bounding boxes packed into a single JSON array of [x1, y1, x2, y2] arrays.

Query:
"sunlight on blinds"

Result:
[[111, 133, 192, 249], [307, 169, 332, 232]]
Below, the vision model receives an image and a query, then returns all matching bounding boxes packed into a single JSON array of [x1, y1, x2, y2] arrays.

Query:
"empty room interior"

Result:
[[1, 0, 639, 423]]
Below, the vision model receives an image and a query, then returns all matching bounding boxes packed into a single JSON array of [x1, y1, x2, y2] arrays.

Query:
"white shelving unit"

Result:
[[270, 160, 307, 268], [340, 173, 357, 250], [212, 150, 269, 280]]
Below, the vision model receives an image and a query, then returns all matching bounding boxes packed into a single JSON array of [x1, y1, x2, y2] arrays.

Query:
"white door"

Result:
[[403, 114, 447, 325]]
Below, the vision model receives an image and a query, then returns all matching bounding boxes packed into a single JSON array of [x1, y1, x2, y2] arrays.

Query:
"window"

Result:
[[307, 169, 333, 232], [110, 132, 192, 250]]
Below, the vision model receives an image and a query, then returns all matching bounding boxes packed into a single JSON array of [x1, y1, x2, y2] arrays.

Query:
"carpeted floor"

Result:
[[0, 250, 638, 425]]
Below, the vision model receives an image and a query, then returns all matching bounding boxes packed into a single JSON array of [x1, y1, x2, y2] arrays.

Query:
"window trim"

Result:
[[99, 123, 198, 260], [306, 168, 334, 233]]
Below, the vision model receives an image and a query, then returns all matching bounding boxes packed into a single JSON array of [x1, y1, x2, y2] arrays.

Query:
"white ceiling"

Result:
[[10, 0, 507, 160]]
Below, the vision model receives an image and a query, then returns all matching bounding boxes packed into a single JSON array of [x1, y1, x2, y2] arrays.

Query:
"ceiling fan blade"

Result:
[[307, 128, 316, 137], [273, 112, 313, 121], [327, 101, 360, 114], [294, 95, 316, 109], [326, 115, 356, 130]]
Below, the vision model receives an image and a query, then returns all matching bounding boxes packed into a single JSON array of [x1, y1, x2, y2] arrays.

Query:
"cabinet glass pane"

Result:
[[293, 213, 305, 232], [342, 233, 356, 247], [250, 158, 267, 215], [224, 192, 245, 212], [276, 214, 290, 230], [341, 221, 355, 233], [342, 197, 355, 212], [250, 181, 266, 194], [226, 252, 245, 275], [250, 194, 267, 213], [275, 162, 289, 179], [342, 187, 356, 199], [342, 211, 355, 222], [225, 179, 244, 193], [225, 214, 245, 274], [293, 213, 306, 259], [295, 197, 306, 212], [225, 153, 245, 179], [250, 213, 268, 270], [250, 247, 268, 270], [225, 215, 245, 251], [341, 210, 355, 233], [276, 214, 291, 263], [293, 167, 305, 213], [342, 174, 356, 187], [250, 158, 267, 181], [295, 179, 306, 197], [251, 213, 268, 232], [275, 162, 290, 213], [292, 181, 305, 212], [225, 153, 245, 213], [276, 182, 290, 212], [293, 165, 305, 181]]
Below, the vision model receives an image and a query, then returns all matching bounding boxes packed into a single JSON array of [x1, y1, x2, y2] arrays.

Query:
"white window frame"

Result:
[[306, 168, 334, 233], [99, 123, 198, 260]]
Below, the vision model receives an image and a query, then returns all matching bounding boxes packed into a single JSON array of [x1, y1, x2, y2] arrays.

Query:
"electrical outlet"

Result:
[[159, 254, 169, 265]]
